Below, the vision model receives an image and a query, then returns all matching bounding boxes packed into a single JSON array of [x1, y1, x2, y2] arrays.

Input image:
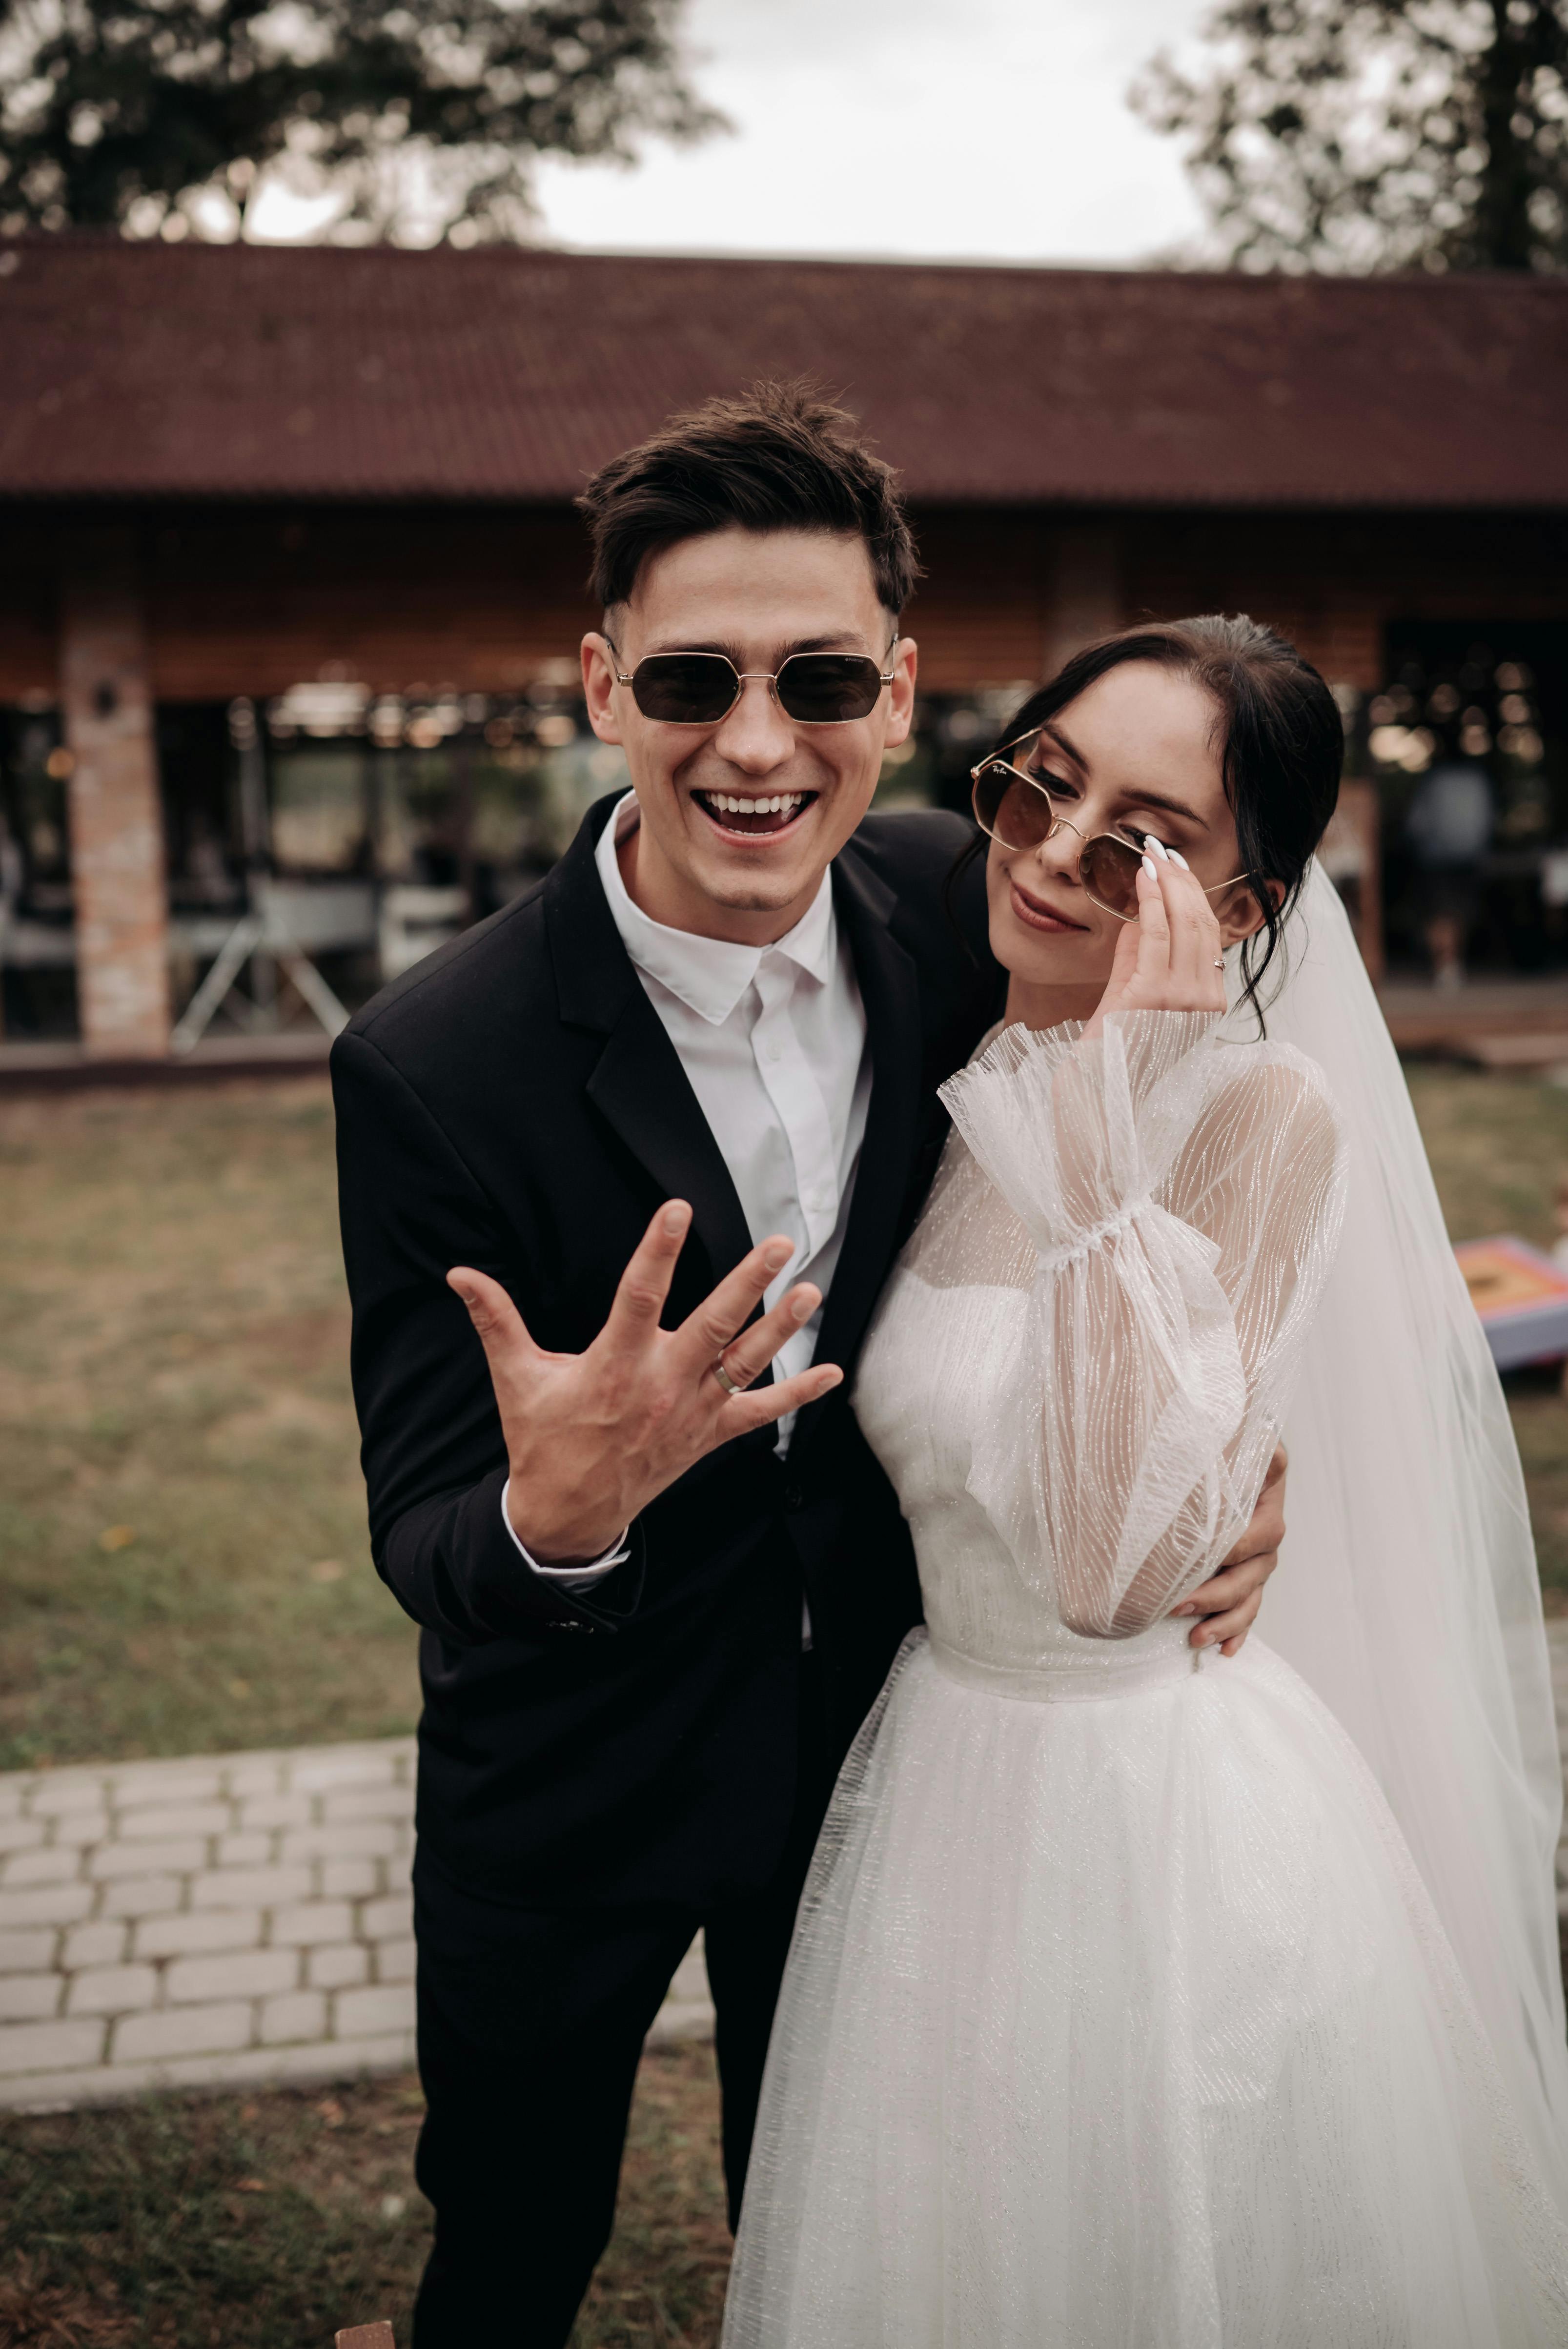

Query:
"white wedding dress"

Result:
[[723, 1005, 1568, 2348]]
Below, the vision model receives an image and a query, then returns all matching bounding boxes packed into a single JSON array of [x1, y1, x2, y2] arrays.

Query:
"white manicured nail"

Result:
[[1167, 850, 1191, 870], [1145, 835, 1170, 860], [1140, 854, 1157, 878]]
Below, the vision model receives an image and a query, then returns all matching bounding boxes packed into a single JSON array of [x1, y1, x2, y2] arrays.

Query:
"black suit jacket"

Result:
[[332, 796, 998, 1907]]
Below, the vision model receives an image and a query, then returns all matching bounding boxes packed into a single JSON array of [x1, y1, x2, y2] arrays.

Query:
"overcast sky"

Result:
[[529, 0, 1214, 266]]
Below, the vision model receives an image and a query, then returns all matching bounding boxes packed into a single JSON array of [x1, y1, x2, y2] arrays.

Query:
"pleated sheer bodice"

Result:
[[853, 1010, 1347, 1695]]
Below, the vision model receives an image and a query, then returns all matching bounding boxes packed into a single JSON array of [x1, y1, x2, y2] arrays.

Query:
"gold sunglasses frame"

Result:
[[604, 636, 901, 728], [969, 734, 1249, 924]]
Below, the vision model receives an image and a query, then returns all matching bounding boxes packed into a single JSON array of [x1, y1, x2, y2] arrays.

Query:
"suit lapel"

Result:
[[791, 845, 925, 1458], [545, 800, 754, 1292]]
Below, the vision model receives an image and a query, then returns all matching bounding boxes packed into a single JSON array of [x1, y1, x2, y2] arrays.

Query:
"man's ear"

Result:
[[582, 631, 622, 745], [1216, 874, 1283, 949], [884, 633, 918, 748]]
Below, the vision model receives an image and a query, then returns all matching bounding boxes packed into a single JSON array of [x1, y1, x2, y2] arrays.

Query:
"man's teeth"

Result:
[[704, 793, 806, 817]]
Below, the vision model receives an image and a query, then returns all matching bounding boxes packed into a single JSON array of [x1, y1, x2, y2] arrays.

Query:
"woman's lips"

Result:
[[1009, 878, 1088, 934]]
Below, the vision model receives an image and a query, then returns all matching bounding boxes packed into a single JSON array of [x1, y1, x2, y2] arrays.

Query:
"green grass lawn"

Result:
[[0, 1079, 417, 1773], [2, 1063, 1568, 1765], [0, 2040, 728, 2349]]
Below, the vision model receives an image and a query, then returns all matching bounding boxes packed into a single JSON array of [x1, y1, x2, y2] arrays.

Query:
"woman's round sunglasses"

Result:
[[607, 638, 900, 727], [970, 732, 1249, 923]]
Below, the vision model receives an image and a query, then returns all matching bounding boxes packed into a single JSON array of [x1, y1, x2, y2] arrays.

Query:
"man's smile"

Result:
[[691, 787, 820, 841]]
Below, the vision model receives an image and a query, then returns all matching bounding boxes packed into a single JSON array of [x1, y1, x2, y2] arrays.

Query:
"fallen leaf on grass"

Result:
[[97, 1526, 136, 1552], [308, 1559, 345, 1584]]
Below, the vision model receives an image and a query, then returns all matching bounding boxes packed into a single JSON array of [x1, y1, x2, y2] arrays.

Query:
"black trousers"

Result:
[[410, 1657, 834, 2349]]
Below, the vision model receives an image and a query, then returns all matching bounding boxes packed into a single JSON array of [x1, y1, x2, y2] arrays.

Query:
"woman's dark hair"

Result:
[[950, 614, 1343, 1025], [577, 378, 922, 619]]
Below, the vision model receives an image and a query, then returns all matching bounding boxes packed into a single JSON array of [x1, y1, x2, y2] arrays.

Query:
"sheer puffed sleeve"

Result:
[[939, 1010, 1346, 1638]]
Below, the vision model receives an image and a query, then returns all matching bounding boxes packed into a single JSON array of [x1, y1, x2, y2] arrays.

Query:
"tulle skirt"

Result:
[[723, 1632, 1568, 2349]]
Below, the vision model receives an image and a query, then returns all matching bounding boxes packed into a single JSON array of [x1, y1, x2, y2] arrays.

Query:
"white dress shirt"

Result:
[[503, 792, 873, 1612]]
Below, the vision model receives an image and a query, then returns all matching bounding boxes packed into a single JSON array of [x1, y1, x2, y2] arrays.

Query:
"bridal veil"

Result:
[[1242, 859, 1568, 2206]]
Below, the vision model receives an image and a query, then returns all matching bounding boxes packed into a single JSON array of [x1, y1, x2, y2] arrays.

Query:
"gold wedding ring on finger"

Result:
[[712, 1354, 747, 1396]]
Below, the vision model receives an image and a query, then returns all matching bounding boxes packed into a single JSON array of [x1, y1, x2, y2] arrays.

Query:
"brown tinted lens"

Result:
[[1079, 833, 1143, 918], [972, 761, 1055, 850], [774, 653, 884, 723], [631, 654, 738, 723]]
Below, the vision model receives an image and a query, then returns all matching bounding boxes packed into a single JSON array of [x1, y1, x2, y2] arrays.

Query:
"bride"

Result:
[[722, 617, 1568, 2346]]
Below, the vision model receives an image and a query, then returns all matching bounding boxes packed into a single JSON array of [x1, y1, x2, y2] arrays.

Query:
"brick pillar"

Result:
[[1041, 523, 1122, 679], [58, 547, 171, 1058]]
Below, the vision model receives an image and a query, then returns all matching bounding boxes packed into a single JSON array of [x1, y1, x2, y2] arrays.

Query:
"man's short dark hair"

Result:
[[576, 379, 921, 620]]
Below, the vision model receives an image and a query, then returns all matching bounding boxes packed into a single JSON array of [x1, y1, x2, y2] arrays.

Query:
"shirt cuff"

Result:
[[500, 1479, 631, 1592]]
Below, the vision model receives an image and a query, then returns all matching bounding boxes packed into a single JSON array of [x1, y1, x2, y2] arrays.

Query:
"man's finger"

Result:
[[447, 1267, 542, 1372], [672, 1234, 797, 1369], [1172, 1552, 1274, 1617], [718, 1362, 843, 1436], [709, 1282, 821, 1391], [602, 1202, 692, 1348], [1187, 1583, 1263, 1652]]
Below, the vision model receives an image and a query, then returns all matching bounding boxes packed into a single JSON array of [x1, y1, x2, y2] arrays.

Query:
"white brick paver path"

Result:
[[5, 1625, 1568, 2111], [0, 1736, 713, 2110], [0, 1739, 420, 2108]]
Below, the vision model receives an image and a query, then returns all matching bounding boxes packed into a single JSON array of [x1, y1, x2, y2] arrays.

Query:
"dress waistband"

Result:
[[927, 1630, 1207, 1705]]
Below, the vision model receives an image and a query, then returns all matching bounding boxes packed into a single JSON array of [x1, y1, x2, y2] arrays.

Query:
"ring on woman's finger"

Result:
[[1213, 957, 1225, 968], [712, 1354, 748, 1396]]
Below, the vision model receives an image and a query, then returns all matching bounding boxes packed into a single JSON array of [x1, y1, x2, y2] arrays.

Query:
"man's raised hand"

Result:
[[447, 1202, 841, 1567]]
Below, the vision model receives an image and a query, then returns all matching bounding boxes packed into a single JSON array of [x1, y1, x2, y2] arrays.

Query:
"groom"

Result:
[[332, 382, 1286, 2346]]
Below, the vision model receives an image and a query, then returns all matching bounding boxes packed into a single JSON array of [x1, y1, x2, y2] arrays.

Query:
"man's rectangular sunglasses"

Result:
[[607, 639, 899, 727]]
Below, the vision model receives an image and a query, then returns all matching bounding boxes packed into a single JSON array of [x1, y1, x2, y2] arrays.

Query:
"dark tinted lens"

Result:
[[1080, 833, 1143, 918], [972, 761, 1055, 850], [774, 654, 883, 723], [631, 654, 739, 723]]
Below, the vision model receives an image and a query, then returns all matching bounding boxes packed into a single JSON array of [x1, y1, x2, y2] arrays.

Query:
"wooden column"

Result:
[[58, 544, 171, 1057], [1040, 523, 1122, 680]]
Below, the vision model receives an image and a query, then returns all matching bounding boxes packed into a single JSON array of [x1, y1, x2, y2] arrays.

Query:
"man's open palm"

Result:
[[448, 1201, 841, 1568]]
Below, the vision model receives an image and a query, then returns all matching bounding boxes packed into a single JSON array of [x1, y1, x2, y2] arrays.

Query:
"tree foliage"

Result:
[[0, 0, 723, 242], [1132, 0, 1568, 272]]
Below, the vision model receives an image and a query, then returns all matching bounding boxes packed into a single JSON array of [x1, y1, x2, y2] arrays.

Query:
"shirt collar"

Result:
[[595, 791, 838, 1025]]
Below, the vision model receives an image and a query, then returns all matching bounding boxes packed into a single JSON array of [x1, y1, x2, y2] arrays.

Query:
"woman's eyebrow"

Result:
[[1034, 723, 1208, 831], [1037, 720, 1088, 773], [1133, 788, 1210, 832]]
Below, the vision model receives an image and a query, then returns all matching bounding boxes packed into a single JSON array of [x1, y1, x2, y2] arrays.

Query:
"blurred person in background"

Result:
[[1405, 749, 1495, 989]]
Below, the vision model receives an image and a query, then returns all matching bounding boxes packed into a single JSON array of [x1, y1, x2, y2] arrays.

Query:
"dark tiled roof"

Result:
[[1, 237, 1563, 508]]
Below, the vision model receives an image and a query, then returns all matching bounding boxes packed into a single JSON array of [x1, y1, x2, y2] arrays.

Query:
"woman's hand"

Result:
[[1084, 838, 1226, 1038]]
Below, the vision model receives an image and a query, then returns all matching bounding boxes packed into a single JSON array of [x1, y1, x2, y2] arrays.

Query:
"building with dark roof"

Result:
[[1, 238, 1564, 1055]]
